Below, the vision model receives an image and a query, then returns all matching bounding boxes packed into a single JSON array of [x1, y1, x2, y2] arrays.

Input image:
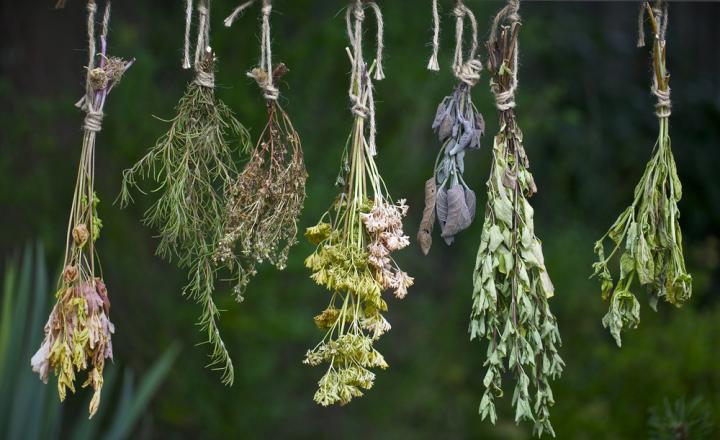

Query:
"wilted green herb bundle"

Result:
[[303, 1, 412, 406], [217, 1, 307, 301], [120, 0, 250, 385], [469, 2, 564, 436], [32, 0, 132, 417], [592, 1, 691, 347], [419, 0, 485, 254]]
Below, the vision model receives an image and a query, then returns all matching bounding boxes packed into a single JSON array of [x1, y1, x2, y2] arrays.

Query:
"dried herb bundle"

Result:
[[469, 2, 564, 436], [303, 1, 412, 406], [592, 1, 691, 347], [119, 0, 250, 385], [217, 1, 307, 301], [419, 1, 485, 254], [32, 0, 132, 417]]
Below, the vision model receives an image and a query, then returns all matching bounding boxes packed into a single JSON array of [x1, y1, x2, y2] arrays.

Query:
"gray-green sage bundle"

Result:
[[303, 0, 413, 406], [217, 0, 307, 301], [119, 0, 250, 385], [418, 0, 485, 255], [469, 1, 563, 436], [592, 1, 691, 347], [32, 0, 132, 417]]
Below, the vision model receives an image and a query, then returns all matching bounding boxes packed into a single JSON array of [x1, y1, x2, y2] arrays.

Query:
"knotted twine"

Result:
[[224, 0, 278, 101], [637, 1, 671, 118], [426, 1, 482, 87], [183, 0, 215, 88], [488, 0, 520, 111], [346, 0, 385, 157]]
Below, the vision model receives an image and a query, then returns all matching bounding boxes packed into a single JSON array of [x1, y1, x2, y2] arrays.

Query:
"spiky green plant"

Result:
[[119, 52, 251, 385]]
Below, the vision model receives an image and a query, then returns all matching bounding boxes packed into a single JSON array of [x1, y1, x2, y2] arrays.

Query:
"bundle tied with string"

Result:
[[469, 1, 564, 436], [592, 0, 691, 348], [303, 0, 413, 407], [119, 0, 251, 386], [418, 0, 486, 255], [217, 0, 308, 302], [32, 0, 133, 418]]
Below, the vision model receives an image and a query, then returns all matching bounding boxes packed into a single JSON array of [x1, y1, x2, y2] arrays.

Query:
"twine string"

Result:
[[489, 0, 520, 111], [638, 1, 672, 118], [452, 1, 482, 87], [427, 0, 440, 71], [183, 0, 215, 87], [346, 0, 384, 156], [225, 0, 279, 100]]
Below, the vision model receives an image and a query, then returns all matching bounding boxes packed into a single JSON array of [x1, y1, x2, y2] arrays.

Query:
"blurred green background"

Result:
[[1, 0, 719, 438]]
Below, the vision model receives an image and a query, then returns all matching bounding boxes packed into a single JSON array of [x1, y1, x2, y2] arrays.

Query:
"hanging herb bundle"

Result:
[[418, 0, 485, 255], [32, 0, 133, 417], [119, 0, 250, 385], [303, 0, 413, 406], [217, 0, 307, 301], [592, 1, 691, 347], [469, 1, 563, 436]]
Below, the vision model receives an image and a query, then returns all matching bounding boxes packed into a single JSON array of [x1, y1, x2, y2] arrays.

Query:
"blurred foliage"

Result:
[[0, 243, 179, 439], [0, 0, 718, 438], [648, 397, 714, 440]]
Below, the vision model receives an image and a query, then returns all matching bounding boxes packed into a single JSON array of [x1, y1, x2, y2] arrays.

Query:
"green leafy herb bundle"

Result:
[[419, 0, 485, 255], [592, 1, 691, 347], [469, 1, 563, 436], [217, 1, 308, 302], [303, 0, 412, 407], [32, 0, 132, 417], [119, 0, 250, 385]]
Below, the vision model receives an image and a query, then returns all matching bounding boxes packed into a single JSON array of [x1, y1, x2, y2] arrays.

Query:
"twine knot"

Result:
[[652, 83, 672, 118], [248, 68, 279, 101], [84, 110, 104, 132], [353, 3, 366, 22], [454, 59, 483, 86], [351, 96, 369, 119], [492, 80, 517, 111], [261, 4, 272, 16], [194, 69, 215, 88], [197, 4, 208, 16]]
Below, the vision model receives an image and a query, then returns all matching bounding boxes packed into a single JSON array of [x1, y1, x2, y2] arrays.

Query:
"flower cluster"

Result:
[[32, 276, 114, 417], [362, 200, 413, 299]]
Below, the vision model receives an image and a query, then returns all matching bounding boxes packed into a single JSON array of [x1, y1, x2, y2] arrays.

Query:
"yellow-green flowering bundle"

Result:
[[592, 1, 691, 347], [32, 0, 132, 417], [303, 0, 412, 406], [470, 2, 563, 436]]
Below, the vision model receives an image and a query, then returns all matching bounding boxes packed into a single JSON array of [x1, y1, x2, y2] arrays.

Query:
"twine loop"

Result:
[[652, 82, 672, 118], [451, 1, 481, 87], [194, 68, 215, 88], [226, 0, 281, 101], [84, 110, 104, 132]]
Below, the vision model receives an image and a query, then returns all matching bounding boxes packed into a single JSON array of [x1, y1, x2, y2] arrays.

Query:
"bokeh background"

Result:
[[1, 0, 719, 438]]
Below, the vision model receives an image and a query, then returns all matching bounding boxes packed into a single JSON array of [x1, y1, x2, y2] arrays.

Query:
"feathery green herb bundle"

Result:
[[32, 0, 131, 417], [470, 3, 564, 436], [218, 2, 307, 301], [419, 1, 485, 254], [119, 0, 250, 385], [303, 1, 412, 406], [592, 1, 691, 347]]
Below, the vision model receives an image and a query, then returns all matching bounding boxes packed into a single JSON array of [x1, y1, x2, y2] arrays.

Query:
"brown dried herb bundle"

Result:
[[218, 1, 308, 301], [419, 0, 485, 255], [119, 0, 249, 385], [32, 0, 132, 417]]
